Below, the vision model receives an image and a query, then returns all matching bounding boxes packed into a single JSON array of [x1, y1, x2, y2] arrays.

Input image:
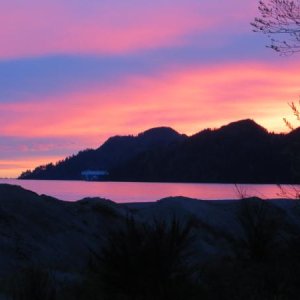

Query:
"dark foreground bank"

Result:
[[1, 183, 300, 299]]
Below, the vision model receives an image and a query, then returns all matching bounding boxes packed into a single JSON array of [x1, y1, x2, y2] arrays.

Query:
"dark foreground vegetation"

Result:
[[20, 119, 300, 183], [8, 206, 300, 300], [2, 184, 300, 299]]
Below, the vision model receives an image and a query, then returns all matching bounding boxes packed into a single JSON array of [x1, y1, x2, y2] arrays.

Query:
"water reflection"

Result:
[[0, 179, 297, 203]]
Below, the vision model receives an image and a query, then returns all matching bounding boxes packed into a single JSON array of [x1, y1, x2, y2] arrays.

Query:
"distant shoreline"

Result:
[[0, 179, 298, 203], [14, 177, 300, 186]]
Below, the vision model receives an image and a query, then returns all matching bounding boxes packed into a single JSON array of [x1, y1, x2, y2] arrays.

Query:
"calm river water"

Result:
[[0, 179, 297, 203]]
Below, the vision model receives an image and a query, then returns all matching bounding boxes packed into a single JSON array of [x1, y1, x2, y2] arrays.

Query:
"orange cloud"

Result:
[[0, 156, 63, 178], [1, 61, 299, 141]]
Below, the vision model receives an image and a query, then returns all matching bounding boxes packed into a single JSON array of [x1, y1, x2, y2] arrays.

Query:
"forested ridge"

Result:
[[20, 119, 300, 184]]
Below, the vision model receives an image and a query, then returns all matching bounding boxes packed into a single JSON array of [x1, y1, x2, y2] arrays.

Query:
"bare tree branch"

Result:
[[252, 0, 300, 54]]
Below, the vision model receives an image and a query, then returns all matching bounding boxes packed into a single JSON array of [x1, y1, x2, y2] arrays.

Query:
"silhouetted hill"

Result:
[[218, 119, 268, 135], [19, 119, 300, 183], [19, 127, 186, 180]]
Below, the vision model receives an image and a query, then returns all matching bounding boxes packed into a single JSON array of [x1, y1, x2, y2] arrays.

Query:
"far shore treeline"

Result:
[[20, 119, 300, 184]]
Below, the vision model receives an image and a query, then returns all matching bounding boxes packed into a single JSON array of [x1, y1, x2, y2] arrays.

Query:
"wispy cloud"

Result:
[[0, 0, 216, 59], [1, 61, 299, 138]]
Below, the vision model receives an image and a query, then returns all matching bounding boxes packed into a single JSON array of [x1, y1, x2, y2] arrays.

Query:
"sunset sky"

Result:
[[1, 0, 300, 178]]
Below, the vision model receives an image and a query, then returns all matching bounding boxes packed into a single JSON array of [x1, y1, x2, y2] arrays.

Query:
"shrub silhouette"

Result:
[[88, 217, 198, 300], [235, 198, 282, 262], [12, 267, 56, 300]]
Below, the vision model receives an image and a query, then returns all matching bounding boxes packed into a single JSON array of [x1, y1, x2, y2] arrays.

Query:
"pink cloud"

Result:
[[0, 0, 261, 59], [0, 1, 215, 59], [1, 60, 299, 142]]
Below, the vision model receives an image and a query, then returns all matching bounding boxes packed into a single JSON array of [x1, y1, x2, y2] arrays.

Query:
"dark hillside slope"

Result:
[[20, 127, 186, 180], [110, 120, 300, 183]]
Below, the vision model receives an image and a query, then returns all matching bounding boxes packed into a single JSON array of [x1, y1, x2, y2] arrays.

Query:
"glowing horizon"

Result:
[[1, 0, 300, 177]]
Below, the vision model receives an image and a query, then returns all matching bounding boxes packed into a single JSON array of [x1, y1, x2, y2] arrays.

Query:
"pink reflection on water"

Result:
[[0, 179, 297, 203]]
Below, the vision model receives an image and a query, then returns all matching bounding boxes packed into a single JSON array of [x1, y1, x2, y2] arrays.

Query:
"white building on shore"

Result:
[[81, 170, 109, 181]]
